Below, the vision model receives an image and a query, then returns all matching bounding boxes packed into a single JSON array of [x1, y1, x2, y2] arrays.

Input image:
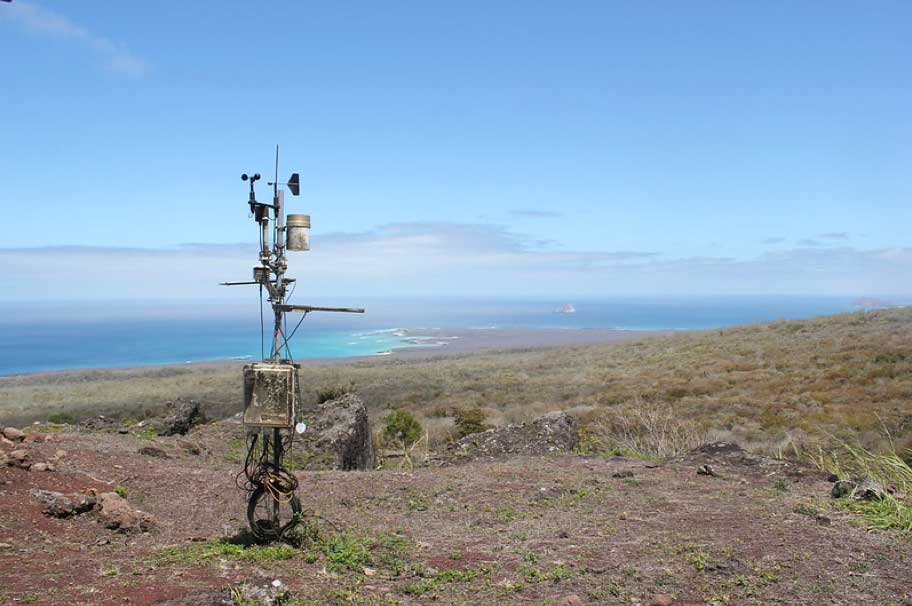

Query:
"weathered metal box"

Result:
[[243, 363, 297, 427]]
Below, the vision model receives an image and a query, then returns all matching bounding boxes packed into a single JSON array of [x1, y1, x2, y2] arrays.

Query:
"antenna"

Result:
[[273, 144, 279, 201], [222, 146, 364, 540]]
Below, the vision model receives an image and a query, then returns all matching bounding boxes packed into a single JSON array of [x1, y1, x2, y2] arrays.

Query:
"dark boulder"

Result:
[[294, 394, 375, 470], [156, 399, 207, 436], [831, 479, 857, 499], [30, 488, 96, 518]]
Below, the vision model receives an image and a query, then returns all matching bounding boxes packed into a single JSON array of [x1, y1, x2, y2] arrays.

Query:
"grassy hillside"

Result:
[[2, 307, 910, 456]]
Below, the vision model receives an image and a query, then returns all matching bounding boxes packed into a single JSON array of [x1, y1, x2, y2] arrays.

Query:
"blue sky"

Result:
[[1, 1, 910, 299]]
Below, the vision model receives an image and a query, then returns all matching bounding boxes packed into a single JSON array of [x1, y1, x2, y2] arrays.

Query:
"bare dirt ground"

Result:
[[1, 421, 910, 606]]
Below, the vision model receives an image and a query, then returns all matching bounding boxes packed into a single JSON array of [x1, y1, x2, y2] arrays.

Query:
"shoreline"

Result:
[[0, 325, 673, 380]]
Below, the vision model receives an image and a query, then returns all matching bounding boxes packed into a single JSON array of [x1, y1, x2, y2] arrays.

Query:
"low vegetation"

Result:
[[383, 409, 423, 448], [2, 308, 910, 460]]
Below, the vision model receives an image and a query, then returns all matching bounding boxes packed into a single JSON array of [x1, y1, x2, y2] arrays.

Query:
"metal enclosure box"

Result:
[[243, 363, 296, 428]]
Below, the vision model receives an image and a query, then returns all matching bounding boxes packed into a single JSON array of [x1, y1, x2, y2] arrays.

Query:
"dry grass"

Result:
[[578, 400, 707, 458], [2, 307, 910, 457]]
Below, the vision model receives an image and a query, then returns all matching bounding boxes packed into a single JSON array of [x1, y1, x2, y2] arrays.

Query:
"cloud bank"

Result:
[[1, 222, 908, 301]]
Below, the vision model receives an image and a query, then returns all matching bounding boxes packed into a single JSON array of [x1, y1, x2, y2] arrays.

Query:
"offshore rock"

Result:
[[449, 411, 579, 461], [294, 394, 376, 470]]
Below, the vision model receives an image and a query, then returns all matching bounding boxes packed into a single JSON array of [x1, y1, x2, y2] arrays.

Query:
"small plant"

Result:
[[453, 407, 490, 439], [835, 495, 912, 533], [436, 568, 480, 583], [522, 551, 541, 563], [319, 533, 373, 572], [400, 579, 437, 596], [551, 564, 575, 581], [47, 412, 77, 425], [494, 507, 520, 522], [384, 410, 423, 447], [151, 539, 297, 566], [114, 485, 128, 498], [517, 565, 547, 583], [135, 428, 157, 440]]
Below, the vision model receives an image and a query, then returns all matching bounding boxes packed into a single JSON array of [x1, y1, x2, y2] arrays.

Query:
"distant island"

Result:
[[553, 303, 576, 314]]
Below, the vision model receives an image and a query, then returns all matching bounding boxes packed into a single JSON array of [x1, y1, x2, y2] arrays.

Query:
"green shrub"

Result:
[[454, 407, 490, 439], [47, 412, 77, 425], [384, 410, 422, 446]]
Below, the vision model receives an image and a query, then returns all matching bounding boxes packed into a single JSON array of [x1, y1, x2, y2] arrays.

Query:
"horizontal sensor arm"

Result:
[[275, 304, 365, 314]]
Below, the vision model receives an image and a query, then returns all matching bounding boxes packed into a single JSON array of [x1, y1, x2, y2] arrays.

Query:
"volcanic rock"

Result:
[[287, 393, 376, 471], [156, 399, 207, 436], [97, 492, 154, 533], [831, 480, 857, 498], [6, 449, 30, 469], [31, 489, 96, 518], [853, 479, 886, 501], [2, 427, 26, 442], [449, 411, 578, 460]]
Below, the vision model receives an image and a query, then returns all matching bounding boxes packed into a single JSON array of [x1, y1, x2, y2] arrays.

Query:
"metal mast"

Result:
[[224, 146, 364, 539]]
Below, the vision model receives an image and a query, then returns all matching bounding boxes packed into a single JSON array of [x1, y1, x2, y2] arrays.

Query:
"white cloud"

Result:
[[2, 1, 148, 76], [0, 223, 909, 300]]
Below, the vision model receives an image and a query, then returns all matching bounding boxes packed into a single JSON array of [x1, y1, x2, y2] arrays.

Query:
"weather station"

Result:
[[222, 147, 364, 539]]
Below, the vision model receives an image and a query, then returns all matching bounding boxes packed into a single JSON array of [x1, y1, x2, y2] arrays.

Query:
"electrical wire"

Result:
[[285, 279, 297, 304], [236, 431, 299, 499], [280, 312, 308, 361]]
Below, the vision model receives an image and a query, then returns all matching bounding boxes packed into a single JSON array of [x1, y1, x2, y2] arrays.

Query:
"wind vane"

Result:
[[223, 146, 364, 539]]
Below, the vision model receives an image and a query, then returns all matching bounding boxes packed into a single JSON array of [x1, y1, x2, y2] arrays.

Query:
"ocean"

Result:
[[0, 296, 891, 376]]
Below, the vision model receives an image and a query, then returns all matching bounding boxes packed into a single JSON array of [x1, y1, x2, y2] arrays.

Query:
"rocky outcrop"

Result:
[[2, 427, 26, 442], [293, 394, 375, 470], [831, 478, 887, 501], [30, 488, 152, 531], [155, 399, 207, 436], [5, 449, 31, 469], [448, 411, 579, 461], [30, 489, 96, 518], [96, 492, 154, 533]]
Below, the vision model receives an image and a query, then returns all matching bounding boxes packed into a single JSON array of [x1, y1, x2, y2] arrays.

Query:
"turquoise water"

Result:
[[0, 296, 898, 376]]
